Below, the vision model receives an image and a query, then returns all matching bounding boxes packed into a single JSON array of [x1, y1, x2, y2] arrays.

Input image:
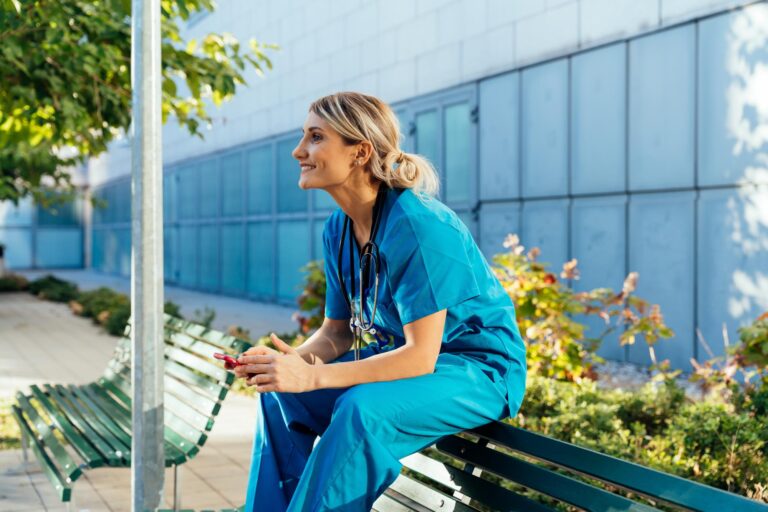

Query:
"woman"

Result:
[[233, 92, 526, 512]]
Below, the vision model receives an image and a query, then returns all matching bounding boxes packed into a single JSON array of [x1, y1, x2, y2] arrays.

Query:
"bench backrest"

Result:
[[386, 421, 767, 511], [101, 314, 251, 461]]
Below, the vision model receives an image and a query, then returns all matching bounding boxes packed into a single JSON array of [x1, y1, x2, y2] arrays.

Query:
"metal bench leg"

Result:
[[173, 464, 181, 511]]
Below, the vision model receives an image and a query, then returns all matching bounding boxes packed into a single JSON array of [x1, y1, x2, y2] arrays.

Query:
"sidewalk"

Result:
[[0, 288, 272, 511], [18, 269, 297, 337]]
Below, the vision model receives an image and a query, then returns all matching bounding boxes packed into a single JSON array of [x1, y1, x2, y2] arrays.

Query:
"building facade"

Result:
[[2, 0, 767, 368]]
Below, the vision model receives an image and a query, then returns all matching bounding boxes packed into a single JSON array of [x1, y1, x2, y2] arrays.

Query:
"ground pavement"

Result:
[[1, 276, 296, 511]]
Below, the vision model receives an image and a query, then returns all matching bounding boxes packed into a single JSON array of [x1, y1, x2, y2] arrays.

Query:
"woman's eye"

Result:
[[312, 134, 322, 142]]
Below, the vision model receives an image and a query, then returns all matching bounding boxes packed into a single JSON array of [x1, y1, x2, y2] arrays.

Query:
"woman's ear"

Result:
[[355, 140, 374, 166]]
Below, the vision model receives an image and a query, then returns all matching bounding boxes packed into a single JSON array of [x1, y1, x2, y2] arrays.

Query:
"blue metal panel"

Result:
[[415, 109, 440, 180], [178, 165, 200, 220], [35, 229, 82, 268], [571, 196, 627, 361], [479, 201, 521, 261], [164, 226, 178, 284], [628, 192, 695, 368], [0, 198, 33, 226], [92, 229, 104, 271], [116, 228, 131, 277], [698, 9, 768, 187], [277, 221, 310, 301], [37, 197, 81, 226], [521, 59, 568, 198], [313, 219, 326, 261], [277, 138, 307, 213], [521, 199, 570, 271], [629, 25, 695, 190], [247, 222, 275, 299], [199, 160, 220, 218], [479, 72, 520, 200], [163, 171, 176, 223], [115, 181, 130, 223], [444, 102, 472, 204], [571, 43, 626, 195], [199, 224, 219, 291], [102, 230, 118, 274], [697, 187, 768, 358], [221, 223, 245, 295], [221, 153, 243, 217], [0, 228, 33, 268], [178, 225, 198, 287], [247, 145, 273, 215]]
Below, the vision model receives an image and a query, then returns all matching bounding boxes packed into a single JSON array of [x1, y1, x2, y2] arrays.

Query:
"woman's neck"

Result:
[[328, 178, 381, 241]]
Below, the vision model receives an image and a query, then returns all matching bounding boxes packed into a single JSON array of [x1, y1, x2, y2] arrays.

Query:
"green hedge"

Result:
[[513, 376, 768, 499]]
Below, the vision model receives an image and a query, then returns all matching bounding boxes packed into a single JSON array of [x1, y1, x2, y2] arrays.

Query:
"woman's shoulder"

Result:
[[386, 188, 468, 238]]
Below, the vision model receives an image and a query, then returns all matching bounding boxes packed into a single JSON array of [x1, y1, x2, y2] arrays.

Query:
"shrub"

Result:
[[28, 274, 79, 302], [0, 273, 28, 292], [164, 300, 182, 319], [76, 287, 126, 319], [513, 375, 768, 501]]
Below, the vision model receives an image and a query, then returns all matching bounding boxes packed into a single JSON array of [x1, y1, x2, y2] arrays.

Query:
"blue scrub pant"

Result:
[[244, 346, 510, 512]]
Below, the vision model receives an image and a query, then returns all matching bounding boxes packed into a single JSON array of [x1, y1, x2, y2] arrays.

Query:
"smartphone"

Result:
[[213, 352, 240, 367]]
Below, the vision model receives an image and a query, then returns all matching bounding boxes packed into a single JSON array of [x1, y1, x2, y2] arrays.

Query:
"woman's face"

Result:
[[292, 111, 359, 191]]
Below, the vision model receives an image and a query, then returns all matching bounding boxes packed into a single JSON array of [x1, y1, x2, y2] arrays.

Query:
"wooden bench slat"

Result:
[[62, 385, 133, 459], [164, 315, 250, 353], [388, 473, 476, 511], [471, 423, 765, 511], [438, 435, 657, 512], [106, 369, 216, 433], [27, 385, 104, 469], [11, 405, 72, 502], [97, 376, 208, 448], [163, 359, 229, 401], [165, 345, 232, 385], [164, 329, 225, 362], [45, 384, 124, 465], [373, 490, 424, 512], [15, 393, 84, 483], [82, 384, 192, 466], [163, 371, 221, 417], [402, 452, 553, 512]]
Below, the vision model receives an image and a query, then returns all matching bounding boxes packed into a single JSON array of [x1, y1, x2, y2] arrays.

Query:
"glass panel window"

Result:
[[178, 225, 198, 287], [221, 153, 244, 217], [0, 228, 33, 268], [199, 224, 219, 291], [277, 139, 307, 213], [221, 223, 246, 295], [444, 102, 472, 204], [0, 198, 33, 227], [199, 160, 220, 218], [521, 59, 569, 198], [177, 165, 199, 220], [247, 222, 274, 298], [36, 229, 82, 267], [277, 221, 310, 301], [415, 110, 440, 180], [37, 196, 81, 226], [163, 171, 176, 223], [247, 145, 273, 215]]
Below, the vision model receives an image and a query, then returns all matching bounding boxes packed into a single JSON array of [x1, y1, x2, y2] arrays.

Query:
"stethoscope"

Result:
[[337, 185, 387, 360]]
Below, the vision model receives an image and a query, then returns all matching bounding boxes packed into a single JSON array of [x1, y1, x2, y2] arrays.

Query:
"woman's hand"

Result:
[[234, 333, 317, 393]]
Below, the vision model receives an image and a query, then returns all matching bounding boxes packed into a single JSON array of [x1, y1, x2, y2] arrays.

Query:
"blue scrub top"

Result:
[[322, 186, 526, 414]]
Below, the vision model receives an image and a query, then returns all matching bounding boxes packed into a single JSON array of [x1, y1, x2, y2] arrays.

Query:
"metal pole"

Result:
[[130, 0, 164, 510]]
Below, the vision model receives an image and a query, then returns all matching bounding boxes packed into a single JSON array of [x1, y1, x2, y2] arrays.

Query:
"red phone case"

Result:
[[213, 352, 240, 366]]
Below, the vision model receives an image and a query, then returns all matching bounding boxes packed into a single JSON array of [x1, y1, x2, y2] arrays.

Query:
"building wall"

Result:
[[74, 0, 768, 368]]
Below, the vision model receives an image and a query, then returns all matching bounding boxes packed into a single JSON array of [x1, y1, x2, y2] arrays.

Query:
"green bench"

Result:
[[160, 409, 766, 512], [11, 314, 250, 511], [368, 421, 767, 511]]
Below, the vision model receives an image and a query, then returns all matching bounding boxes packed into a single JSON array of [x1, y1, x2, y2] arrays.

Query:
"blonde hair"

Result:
[[308, 92, 440, 197]]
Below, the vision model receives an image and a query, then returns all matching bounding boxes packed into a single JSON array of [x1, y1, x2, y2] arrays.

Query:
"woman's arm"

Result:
[[295, 317, 354, 365], [311, 309, 446, 389]]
